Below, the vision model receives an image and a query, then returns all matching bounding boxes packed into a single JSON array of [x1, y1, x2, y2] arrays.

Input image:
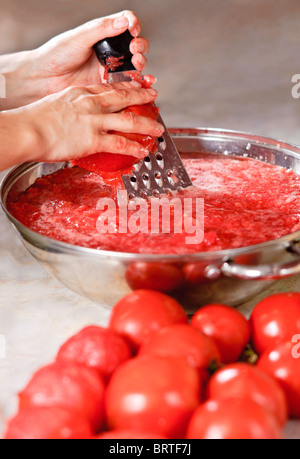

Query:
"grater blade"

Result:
[[122, 115, 193, 199]]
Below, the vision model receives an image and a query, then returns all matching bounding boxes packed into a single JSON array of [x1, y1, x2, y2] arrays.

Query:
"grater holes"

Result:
[[128, 192, 135, 200], [152, 189, 160, 197], [155, 152, 164, 169], [130, 176, 138, 190], [154, 171, 163, 188], [167, 169, 179, 186], [157, 137, 167, 150], [140, 191, 148, 199], [144, 156, 152, 170]]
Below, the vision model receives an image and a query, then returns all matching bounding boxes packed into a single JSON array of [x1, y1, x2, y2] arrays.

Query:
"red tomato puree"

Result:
[[7, 153, 300, 254]]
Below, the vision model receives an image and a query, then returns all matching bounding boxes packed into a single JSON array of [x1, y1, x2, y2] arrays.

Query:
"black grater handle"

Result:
[[94, 30, 135, 72]]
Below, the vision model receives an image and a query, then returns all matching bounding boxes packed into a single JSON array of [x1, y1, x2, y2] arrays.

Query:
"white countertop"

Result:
[[1, 0, 300, 438]]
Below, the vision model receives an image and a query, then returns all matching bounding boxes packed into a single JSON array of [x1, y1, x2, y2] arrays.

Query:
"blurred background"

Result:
[[0, 0, 300, 144], [1, 1, 300, 437]]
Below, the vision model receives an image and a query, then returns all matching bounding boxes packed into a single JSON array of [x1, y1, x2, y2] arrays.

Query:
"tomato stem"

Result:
[[239, 344, 258, 365]]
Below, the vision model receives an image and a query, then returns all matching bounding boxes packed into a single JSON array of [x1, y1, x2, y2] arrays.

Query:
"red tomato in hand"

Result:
[[18, 362, 106, 433], [97, 429, 167, 439], [125, 262, 184, 293], [191, 303, 251, 363], [4, 406, 92, 440], [109, 290, 188, 353], [56, 326, 131, 381], [250, 292, 300, 354], [186, 398, 282, 439], [72, 103, 159, 175], [257, 341, 300, 418], [139, 324, 221, 380], [206, 362, 288, 426], [105, 355, 202, 439]]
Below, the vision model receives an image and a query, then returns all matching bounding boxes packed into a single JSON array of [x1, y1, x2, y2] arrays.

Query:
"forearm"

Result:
[[0, 110, 38, 171], [0, 49, 45, 110]]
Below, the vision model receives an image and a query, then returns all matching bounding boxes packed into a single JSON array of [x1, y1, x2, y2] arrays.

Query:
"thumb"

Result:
[[64, 10, 141, 49]]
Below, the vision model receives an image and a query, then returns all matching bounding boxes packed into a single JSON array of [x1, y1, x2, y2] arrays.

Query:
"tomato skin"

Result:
[[105, 355, 202, 439], [182, 262, 211, 285], [206, 363, 288, 426], [257, 341, 300, 418], [18, 362, 106, 433], [250, 292, 300, 354], [109, 290, 188, 353], [125, 262, 184, 293], [71, 102, 159, 175], [139, 324, 221, 380], [56, 326, 132, 381], [96, 429, 168, 439], [186, 398, 282, 439], [4, 406, 92, 440], [191, 303, 251, 364]]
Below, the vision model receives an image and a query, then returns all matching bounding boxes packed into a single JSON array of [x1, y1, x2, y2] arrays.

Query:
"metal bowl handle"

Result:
[[221, 241, 300, 280]]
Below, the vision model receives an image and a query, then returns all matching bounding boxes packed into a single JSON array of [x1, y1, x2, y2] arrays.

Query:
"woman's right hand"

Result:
[[4, 81, 163, 168]]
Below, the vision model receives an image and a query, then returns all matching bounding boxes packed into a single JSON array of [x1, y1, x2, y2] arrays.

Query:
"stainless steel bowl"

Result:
[[1, 128, 300, 314]]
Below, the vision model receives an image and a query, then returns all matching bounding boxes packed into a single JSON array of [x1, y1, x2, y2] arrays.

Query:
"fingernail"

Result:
[[113, 17, 129, 29], [130, 26, 140, 37], [130, 81, 142, 87], [147, 88, 157, 96], [138, 147, 149, 158]]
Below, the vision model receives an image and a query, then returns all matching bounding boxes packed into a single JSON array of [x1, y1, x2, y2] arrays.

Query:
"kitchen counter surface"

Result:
[[1, 0, 300, 438]]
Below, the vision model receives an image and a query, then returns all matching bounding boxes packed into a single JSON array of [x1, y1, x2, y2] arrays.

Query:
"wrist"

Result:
[[0, 109, 41, 170], [0, 49, 46, 110]]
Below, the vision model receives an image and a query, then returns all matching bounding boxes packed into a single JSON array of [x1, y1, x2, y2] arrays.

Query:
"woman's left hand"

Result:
[[36, 10, 149, 94], [0, 10, 150, 110]]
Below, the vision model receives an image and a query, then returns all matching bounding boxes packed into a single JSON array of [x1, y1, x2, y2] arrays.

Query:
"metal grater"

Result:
[[94, 31, 193, 198], [121, 115, 193, 199]]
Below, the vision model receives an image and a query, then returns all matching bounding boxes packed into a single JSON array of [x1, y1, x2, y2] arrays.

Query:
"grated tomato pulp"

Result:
[[7, 153, 300, 254]]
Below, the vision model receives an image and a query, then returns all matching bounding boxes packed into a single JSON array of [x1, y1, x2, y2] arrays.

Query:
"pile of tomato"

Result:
[[4, 290, 300, 439]]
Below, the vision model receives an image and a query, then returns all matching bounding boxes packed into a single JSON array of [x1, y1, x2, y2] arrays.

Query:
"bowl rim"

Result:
[[1, 126, 300, 262]]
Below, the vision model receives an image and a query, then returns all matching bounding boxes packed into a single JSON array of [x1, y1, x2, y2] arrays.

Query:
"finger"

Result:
[[95, 134, 149, 159], [99, 112, 164, 136], [130, 37, 150, 55], [123, 10, 142, 37], [132, 53, 147, 72], [63, 10, 141, 49], [95, 87, 158, 113], [86, 80, 142, 95]]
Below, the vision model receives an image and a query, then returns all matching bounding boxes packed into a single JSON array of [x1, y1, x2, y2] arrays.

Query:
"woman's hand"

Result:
[[0, 81, 163, 171], [0, 11, 150, 110]]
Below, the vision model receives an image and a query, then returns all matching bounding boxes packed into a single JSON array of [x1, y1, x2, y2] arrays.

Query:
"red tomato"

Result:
[[191, 303, 251, 363], [18, 362, 106, 433], [125, 262, 184, 293], [109, 290, 188, 353], [56, 326, 132, 381], [71, 102, 159, 175], [139, 324, 221, 380], [4, 406, 92, 440], [206, 363, 288, 426], [186, 398, 282, 439], [105, 354, 202, 439], [97, 430, 168, 439], [250, 292, 300, 354], [257, 341, 300, 418], [182, 262, 211, 285]]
